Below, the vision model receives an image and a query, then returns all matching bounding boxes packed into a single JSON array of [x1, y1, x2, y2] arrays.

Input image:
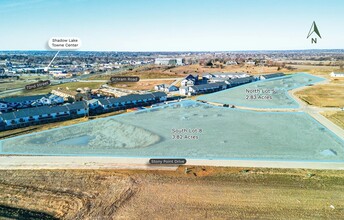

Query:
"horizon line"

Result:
[[0, 48, 344, 53]]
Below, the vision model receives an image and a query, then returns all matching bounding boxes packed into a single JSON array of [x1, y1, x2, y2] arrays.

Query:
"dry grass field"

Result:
[[109, 79, 175, 91], [322, 111, 344, 129], [289, 65, 342, 78], [0, 75, 51, 92], [164, 63, 287, 75], [86, 63, 344, 84], [295, 77, 344, 129], [0, 80, 29, 92], [89, 65, 186, 80], [295, 78, 344, 108], [17, 81, 105, 96], [1, 167, 344, 219], [89, 64, 292, 80]]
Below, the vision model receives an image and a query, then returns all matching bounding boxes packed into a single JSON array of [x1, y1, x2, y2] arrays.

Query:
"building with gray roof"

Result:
[[260, 73, 285, 80], [187, 82, 227, 95], [227, 77, 255, 87], [0, 101, 88, 130], [0, 95, 47, 106]]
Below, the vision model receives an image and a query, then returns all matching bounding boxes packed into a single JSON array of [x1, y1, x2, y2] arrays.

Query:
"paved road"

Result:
[[0, 80, 64, 98], [288, 86, 344, 140], [171, 77, 184, 86], [0, 88, 23, 96], [1, 156, 344, 170], [0, 156, 179, 171]]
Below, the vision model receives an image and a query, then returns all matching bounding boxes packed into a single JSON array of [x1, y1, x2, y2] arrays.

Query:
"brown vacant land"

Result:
[[322, 111, 344, 129], [163, 64, 286, 75], [295, 79, 344, 108], [0, 80, 29, 92], [18, 81, 105, 96], [295, 77, 344, 129], [109, 79, 175, 91], [1, 167, 344, 219], [89, 64, 292, 80], [0, 170, 136, 219], [289, 65, 343, 78], [0, 75, 50, 92], [89, 65, 186, 80], [87, 63, 344, 84]]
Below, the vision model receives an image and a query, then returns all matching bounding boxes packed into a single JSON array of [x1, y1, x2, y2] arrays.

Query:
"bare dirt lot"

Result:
[[1, 167, 344, 219], [0, 170, 136, 219]]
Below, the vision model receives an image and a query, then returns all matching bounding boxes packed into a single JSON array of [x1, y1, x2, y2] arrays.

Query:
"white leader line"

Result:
[[46, 51, 60, 70]]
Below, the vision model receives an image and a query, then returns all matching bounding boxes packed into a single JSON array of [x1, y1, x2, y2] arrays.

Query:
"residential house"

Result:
[[203, 72, 249, 81], [31, 95, 64, 106], [0, 101, 88, 130], [154, 84, 179, 93], [259, 73, 285, 80], [182, 82, 227, 96], [227, 77, 255, 87], [154, 84, 167, 91], [97, 98, 111, 110], [0, 102, 8, 112], [96, 92, 167, 111], [225, 61, 238, 65], [152, 92, 168, 102], [0, 95, 47, 108], [87, 99, 100, 109], [245, 60, 256, 65], [179, 87, 189, 96], [181, 74, 199, 86], [155, 58, 184, 66], [165, 85, 179, 92], [65, 101, 88, 116], [330, 72, 344, 78], [49, 95, 64, 104], [181, 79, 195, 87]]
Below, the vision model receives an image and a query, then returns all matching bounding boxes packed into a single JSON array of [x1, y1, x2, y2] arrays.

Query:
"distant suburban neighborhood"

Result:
[[0, 50, 344, 132], [0, 70, 285, 131]]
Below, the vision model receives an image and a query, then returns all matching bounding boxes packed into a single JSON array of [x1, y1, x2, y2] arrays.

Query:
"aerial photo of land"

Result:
[[1, 0, 344, 219], [1, 49, 344, 219]]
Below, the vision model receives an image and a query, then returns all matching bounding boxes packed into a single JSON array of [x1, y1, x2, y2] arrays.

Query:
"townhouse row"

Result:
[[0, 92, 167, 131]]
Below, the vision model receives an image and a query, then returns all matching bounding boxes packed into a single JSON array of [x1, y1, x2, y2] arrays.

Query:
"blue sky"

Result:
[[0, 0, 343, 51]]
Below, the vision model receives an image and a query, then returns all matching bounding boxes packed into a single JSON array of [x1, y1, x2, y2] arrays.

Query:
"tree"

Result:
[[205, 60, 213, 67]]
